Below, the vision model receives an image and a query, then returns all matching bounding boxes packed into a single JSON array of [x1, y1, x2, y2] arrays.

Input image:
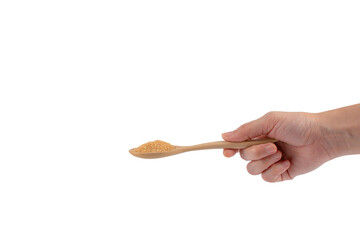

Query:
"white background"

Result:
[[0, 0, 359, 239]]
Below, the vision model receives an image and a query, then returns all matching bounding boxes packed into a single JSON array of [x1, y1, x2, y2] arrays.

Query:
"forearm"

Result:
[[318, 104, 360, 157]]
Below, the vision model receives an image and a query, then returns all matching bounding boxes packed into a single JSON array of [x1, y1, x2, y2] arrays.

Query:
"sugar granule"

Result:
[[133, 140, 175, 153]]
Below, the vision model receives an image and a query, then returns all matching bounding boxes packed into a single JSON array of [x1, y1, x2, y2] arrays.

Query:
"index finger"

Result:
[[240, 143, 277, 160]]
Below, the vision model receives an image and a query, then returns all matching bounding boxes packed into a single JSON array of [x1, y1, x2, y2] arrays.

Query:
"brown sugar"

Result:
[[133, 140, 175, 153]]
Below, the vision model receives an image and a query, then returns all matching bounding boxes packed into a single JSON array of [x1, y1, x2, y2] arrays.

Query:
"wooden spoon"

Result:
[[129, 138, 278, 159]]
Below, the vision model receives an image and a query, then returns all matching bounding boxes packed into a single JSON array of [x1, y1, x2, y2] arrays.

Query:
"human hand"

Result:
[[222, 112, 336, 182]]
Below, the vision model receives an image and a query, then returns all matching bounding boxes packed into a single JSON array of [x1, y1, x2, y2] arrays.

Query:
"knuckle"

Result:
[[251, 145, 265, 158], [248, 147, 258, 157], [264, 111, 275, 118], [236, 124, 246, 132], [238, 124, 249, 135], [241, 145, 269, 160], [241, 147, 257, 160], [264, 111, 281, 120]]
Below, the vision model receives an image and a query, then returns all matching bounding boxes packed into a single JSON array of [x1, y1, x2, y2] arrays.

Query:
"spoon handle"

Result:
[[184, 138, 278, 151]]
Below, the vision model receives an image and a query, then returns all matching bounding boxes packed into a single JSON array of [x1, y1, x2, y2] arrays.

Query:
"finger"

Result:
[[223, 148, 238, 158], [246, 151, 282, 175], [222, 118, 267, 142], [261, 160, 290, 183], [239, 143, 277, 161], [222, 113, 277, 142]]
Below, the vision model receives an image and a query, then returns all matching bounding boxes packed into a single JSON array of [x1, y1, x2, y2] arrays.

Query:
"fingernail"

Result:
[[265, 144, 276, 154], [222, 131, 233, 138]]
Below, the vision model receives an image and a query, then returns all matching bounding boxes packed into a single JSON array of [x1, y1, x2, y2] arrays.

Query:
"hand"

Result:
[[222, 112, 335, 182]]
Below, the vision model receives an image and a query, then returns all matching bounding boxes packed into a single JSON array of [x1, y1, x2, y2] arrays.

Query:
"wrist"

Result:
[[317, 105, 360, 158]]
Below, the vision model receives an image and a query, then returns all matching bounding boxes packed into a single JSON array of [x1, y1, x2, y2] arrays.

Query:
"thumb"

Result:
[[222, 113, 275, 142]]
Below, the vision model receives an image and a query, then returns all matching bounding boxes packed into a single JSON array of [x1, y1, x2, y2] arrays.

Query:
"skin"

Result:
[[222, 104, 360, 182]]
